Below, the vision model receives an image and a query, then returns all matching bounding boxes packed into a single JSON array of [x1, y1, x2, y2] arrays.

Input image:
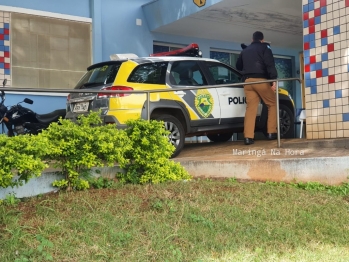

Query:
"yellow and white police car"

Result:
[[66, 44, 295, 157]]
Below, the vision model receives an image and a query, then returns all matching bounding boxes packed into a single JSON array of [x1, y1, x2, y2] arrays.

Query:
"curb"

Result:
[[0, 166, 122, 200], [177, 156, 349, 185]]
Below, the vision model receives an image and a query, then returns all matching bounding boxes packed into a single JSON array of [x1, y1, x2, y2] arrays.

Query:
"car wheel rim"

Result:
[[164, 121, 181, 147], [279, 109, 291, 135]]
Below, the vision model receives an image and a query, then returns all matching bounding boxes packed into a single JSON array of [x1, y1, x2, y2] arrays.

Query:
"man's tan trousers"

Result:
[[243, 78, 277, 139]]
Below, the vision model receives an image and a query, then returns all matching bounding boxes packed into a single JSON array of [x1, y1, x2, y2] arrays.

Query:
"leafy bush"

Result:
[[0, 113, 191, 191], [41, 112, 132, 190], [0, 134, 49, 188], [119, 119, 191, 184], [87, 176, 117, 189]]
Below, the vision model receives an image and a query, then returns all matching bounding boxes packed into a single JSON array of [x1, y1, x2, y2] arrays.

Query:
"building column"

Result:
[[302, 0, 349, 139], [0, 11, 10, 85], [91, 0, 102, 64]]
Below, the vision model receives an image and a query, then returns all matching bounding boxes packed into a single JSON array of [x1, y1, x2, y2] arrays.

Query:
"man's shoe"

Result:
[[267, 133, 277, 140], [244, 138, 254, 145]]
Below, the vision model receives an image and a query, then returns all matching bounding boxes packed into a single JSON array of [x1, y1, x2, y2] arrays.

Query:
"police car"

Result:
[[66, 43, 295, 157]]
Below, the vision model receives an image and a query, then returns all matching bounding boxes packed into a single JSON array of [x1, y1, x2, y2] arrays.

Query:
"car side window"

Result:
[[170, 61, 207, 86], [128, 62, 168, 84], [206, 62, 241, 85]]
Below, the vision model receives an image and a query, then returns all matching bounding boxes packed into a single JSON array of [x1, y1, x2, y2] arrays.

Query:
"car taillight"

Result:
[[97, 86, 134, 98], [67, 94, 70, 101]]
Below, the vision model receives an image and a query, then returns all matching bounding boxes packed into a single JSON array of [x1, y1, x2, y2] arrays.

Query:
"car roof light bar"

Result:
[[149, 43, 202, 57], [110, 53, 139, 60]]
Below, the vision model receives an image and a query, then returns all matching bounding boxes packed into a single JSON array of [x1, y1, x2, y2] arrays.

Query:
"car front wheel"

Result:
[[152, 114, 185, 158]]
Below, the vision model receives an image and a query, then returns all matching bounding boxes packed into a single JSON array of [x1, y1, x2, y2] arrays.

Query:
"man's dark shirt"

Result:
[[236, 41, 277, 81]]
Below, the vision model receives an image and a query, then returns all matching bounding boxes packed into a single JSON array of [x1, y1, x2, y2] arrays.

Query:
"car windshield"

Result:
[[74, 62, 122, 89]]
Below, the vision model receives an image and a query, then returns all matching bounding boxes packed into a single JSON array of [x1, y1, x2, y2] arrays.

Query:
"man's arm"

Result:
[[263, 47, 277, 80]]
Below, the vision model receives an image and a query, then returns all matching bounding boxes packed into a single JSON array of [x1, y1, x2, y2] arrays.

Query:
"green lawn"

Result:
[[1, 179, 349, 262]]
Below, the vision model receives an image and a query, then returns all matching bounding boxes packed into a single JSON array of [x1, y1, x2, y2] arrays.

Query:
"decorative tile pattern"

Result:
[[0, 11, 10, 84], [303, 0, 349, 139]]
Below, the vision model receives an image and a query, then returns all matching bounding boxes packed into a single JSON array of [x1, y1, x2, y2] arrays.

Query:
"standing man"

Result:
[[236, 31, 278, 145]]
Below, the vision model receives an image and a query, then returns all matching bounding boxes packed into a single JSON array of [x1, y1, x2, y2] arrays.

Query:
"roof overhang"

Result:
[[143, 0, 303, 50]]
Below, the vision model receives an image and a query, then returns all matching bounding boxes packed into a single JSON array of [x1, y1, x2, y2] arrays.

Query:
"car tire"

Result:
[[152, 114, 185, 158], [263, 104, 294, 138], [207, 133, 234, 142]]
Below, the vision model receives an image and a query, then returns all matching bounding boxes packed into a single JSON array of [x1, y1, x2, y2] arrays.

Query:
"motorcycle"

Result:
[[0, 79, 66, 136]]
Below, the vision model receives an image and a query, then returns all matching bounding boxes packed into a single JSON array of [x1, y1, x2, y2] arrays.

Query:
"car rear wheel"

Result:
[[207, 133, 234, 142], [152, 114, 185, 158]]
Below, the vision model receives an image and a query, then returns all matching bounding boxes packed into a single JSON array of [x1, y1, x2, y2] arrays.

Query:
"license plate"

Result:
[[73, 102, 89, 112]]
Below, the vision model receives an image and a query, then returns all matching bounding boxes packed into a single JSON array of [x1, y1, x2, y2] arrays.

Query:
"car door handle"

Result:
[[174, 91, 186, 95], [221, 92, 230, 96]]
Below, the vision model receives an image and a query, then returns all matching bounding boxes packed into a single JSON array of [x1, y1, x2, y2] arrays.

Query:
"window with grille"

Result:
[[11, 13, 92, 90]]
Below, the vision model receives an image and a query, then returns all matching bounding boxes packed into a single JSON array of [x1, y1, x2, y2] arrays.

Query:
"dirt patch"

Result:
[[247, 160, 287, 181]]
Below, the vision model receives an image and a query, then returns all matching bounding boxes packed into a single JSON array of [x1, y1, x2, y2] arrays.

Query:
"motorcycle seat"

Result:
[[36, 109, 66, 124]]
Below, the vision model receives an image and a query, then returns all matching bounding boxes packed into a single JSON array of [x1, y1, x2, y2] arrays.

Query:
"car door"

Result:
[[168, 60, 220, 127], [204, 61, 262, 124]]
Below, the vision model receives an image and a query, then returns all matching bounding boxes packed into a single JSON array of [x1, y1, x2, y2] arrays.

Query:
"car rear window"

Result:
[[74, 62, 122, 89], [128, 62, 168, 84]]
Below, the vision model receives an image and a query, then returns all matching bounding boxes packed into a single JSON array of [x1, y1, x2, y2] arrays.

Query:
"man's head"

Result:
[[253, 31, 264, 42]]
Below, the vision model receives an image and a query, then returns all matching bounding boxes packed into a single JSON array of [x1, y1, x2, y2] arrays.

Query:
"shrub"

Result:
[[41, 112, 132, 190], [0, 134, 49, 188], [119, 119, 191, 184], [0, 113, 192, 190]]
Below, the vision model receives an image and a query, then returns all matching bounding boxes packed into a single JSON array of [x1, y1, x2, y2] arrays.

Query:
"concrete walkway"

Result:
[[175, 138, 349, 185]]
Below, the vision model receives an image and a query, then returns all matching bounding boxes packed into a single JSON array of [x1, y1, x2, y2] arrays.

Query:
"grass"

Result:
[[1, 179, 349, 261]]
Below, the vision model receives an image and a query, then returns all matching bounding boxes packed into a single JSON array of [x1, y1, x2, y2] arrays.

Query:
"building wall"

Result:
[[0, 2, 92, 114], [0, 0, 90, 17], [0, 0, 302, 123], [0, 11, 63, 117], [98, 0, 154, 61], [303, 0, 349, 139]]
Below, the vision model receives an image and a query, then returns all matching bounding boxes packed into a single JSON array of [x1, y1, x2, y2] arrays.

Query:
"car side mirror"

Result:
[[24, 98, 34, 104]]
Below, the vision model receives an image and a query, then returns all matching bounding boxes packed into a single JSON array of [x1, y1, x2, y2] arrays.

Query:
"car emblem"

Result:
[[193, 0, 206, 7], [194, 89, 214, 118]]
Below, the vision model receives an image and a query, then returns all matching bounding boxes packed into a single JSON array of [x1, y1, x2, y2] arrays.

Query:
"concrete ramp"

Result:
[[175, 139, 349, 185]]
